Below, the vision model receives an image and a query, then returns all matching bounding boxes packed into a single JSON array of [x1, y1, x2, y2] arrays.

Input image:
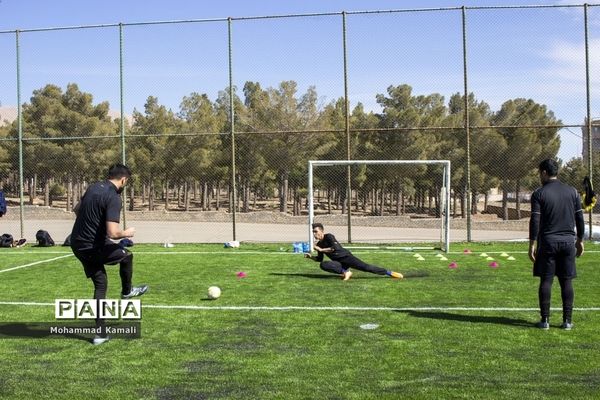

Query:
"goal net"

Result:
[[308, 160, 451, 252]]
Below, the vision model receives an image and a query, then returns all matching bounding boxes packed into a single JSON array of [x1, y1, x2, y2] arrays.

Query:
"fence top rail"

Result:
[[1, 3, 598, 34], [309, 160, 451, 167], [0, 123, 587, 142]]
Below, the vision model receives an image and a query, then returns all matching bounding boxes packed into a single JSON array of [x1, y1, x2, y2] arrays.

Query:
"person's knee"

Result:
[[124, 252, 133, 264], [92, 271, 107, 288], [90, 270, 108, 297], [319, 262, 328, 271]]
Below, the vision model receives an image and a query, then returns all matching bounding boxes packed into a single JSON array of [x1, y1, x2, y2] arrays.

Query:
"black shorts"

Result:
[[72, 243, 131, 278], [534, 241, 577, 279]]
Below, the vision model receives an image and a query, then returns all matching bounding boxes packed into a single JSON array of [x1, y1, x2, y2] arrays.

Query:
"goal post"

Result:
[[308, 160, 451, 252]]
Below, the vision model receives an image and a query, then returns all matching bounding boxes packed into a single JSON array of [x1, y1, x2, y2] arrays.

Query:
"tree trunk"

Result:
[[142, 184, 146, 205], [227, 183, 232, 213], [515, 180, 521, 220], [206, 182, 211, 208], [379, 185, 385, 216], [279, 172, 289, 213], [502, 184, 509, 221], [484, 192, 489, 212], [73, 180, 80, 210], [327, 187, 332, 214], [44, 179, 50, 206], [396, 182, 402, 216], [184, 181, 190, 211], [471, 191, 478, 215], [371, 188, 376, 214], [292, 187, 298, 216], [177, 184, 183, 208], [453, 191, 458, 218], [402, 192, 406, 215], [198, 181, 204, 210], [362, 191, 368, 213], [149, 181, 155, 211], [216, 181, 221, 211], [434, 187, 440, 218], [428, 189, 433, 215], [164, 179, 169, 210], [243, 181, 250, 213], [29, 177, 35, 205], [67, 179, 73, 212], [129, 185, 135, 211]]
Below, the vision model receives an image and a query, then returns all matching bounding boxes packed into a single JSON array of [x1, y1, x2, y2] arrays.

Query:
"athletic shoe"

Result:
[[92, 335, 110, 345], [561, 321, 574, 331], [535, 319, 550, 330], [121, 285, 149, 299], [341, 270, 353, 281], [13, 238, 26, 248], [390, 271, 404, 279]]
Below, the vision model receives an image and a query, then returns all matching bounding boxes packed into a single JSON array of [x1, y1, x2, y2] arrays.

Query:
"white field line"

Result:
[[0, 301, 599, 312], [4, 250, 600, 256], [0, 254, 74, 274]]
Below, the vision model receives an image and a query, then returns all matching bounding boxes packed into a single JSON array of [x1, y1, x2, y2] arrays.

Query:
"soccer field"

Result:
[[0, 242, 599, 399]]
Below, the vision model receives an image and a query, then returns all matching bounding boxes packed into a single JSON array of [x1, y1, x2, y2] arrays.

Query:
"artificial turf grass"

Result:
[[0, 242, 599, 399]]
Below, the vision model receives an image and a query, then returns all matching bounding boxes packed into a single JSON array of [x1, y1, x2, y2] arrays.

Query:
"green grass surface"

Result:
[[1, 242, 599, 399]]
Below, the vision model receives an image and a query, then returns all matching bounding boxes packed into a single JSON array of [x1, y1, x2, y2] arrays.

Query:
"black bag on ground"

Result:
[[63, 234, 71, 247], [0, 233, 13, 247], [35, 230, 55, 247]]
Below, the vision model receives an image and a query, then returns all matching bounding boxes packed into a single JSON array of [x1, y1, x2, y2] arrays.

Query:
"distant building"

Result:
[[582, 118, 600, 159]]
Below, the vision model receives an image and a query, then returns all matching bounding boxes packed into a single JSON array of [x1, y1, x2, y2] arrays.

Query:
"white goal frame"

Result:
[[308, 160, 451, 252]]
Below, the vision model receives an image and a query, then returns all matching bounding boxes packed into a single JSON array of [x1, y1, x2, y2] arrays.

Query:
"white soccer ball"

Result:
[[207, 286, 221, 300]]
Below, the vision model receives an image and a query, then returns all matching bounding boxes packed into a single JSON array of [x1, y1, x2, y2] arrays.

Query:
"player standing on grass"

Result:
[[70, 164, 148, 345], [305, 223, 403, 281], [529, 159, 584, 330]]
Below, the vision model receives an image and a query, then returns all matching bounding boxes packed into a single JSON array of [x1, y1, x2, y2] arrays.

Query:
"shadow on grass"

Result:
[[397, 310, 532, 327], [0, 323, 90, 341], [269, 272, 380, 279]]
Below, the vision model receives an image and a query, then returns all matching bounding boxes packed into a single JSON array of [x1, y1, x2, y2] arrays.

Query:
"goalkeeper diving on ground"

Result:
[[304, 223, 404, 281]]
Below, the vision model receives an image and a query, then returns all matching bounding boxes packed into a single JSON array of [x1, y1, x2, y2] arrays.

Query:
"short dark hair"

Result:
[[538, 159, 559, 177], [108, 164, 132, 180], [311, 223, 324, 231]]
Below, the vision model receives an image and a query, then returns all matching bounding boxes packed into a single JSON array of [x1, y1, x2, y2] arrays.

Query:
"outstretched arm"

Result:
[[304, 251, 324, 262]]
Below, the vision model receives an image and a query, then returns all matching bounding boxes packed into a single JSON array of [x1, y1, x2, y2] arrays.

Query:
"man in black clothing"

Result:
[[305, 223, 403, 281], [529, 159, 584, 330], [71, 164, 148, 344]]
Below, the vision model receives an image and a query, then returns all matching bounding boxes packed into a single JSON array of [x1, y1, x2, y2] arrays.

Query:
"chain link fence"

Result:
[[0, 4, 599, 244]]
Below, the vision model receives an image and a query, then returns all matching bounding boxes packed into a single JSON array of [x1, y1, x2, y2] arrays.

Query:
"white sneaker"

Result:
[[122, 285, 149, 299], [92, 335, 110, 345]]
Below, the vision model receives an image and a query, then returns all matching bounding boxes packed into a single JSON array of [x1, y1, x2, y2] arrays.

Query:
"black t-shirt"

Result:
[[529, 179, 585, 244], [315, 233, 351, 261], [71, 181, 121, 250]]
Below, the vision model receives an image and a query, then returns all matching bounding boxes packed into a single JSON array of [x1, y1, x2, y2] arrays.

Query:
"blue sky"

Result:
[[0, 0, 598, 161]]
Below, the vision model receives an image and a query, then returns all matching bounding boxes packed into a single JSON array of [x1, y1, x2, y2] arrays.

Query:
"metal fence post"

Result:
[[119, 22, 128, 229], [342, 11, 352, 243], [228, 17, 237, 241], [15, 29, 25, 239], [461, 6, 472, 242], [584, 3, 593, 240]]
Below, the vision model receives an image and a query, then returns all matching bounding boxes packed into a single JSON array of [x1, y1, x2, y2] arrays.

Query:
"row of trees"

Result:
[[0, 81, 578, 219]]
